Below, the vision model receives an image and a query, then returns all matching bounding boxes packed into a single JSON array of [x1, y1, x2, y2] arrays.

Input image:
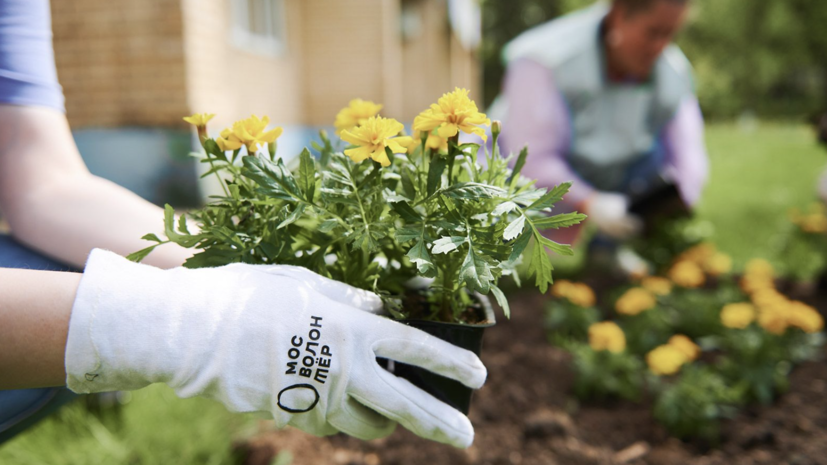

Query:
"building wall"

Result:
[[51, 0, 480, 130], [180, 0, 306, 131], [51, 0, 189, 128]]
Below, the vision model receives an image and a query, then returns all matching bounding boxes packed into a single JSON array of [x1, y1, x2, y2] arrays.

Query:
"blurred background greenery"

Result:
[[481, 0, 827, 120]]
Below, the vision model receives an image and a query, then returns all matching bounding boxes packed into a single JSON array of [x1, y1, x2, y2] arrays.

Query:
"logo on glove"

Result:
[[279, 316, 333, 413]]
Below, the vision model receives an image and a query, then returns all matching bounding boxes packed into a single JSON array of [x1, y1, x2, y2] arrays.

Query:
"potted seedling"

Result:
[[131, 89, 586, 413]]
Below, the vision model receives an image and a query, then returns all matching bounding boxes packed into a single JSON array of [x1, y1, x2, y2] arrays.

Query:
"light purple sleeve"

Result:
[[499, 58, 595, 207], [661, 97, 708, 206], [0, 0, 64, 111]]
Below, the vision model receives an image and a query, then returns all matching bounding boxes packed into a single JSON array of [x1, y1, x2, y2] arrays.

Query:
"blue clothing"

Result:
[[0, 0, 64, 111], [0, 235, 78, 445]]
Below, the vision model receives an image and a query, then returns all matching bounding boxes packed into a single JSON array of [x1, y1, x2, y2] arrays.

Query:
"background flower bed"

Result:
[[2, 124, 826, 464]]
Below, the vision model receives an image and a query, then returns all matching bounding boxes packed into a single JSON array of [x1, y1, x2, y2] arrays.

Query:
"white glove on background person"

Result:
[[65, 249, 487, 448], [586, 192, 642, 240]]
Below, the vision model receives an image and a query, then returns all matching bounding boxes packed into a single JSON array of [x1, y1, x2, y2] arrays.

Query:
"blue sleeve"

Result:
[[0, 0, 64, 112]]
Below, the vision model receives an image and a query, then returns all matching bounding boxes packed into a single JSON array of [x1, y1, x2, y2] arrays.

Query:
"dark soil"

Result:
[[237, 292, 827, 465]]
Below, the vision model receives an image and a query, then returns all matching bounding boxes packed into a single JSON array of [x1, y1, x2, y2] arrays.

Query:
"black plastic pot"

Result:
[[381, 295, 495, 414]]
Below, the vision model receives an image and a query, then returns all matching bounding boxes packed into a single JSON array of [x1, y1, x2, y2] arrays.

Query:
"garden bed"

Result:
[[235, 291, 827, 465]]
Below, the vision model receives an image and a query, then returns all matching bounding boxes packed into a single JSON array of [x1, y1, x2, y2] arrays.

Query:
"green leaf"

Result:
[[140, 233, 163, 243], [532, 212, 588, 230], [508, 230, 532, 262], [126, 244, 160, 263], [508, 146, 529, 187], [503, 215, 526, 241], [492, 201, 518, 216], [537, 234, 574, 256], [407, 239, 434, 275], [318, 219, 339, 233], [528, 181, 573, 210], [391, 201, 422, 222], [277, 203, 306, 229], [383, 188, 411, 203], [440, 182, 505, 200], [490, 285, 511, 319], [401, 169, 417, 200], [242, 155, 302, 201], [528, 235, 554, 293], [460, 245, 494, 293], [177, 214, 190, 234], [163, 204, 183, 241], [396, 227, 422, 243], [298, 148, 316, 202], [427, 154, 448, 196], [432, 236, 466, 254]]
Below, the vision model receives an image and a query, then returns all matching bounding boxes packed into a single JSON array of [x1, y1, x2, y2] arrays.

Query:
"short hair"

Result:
[[613, 0, 689, 15]]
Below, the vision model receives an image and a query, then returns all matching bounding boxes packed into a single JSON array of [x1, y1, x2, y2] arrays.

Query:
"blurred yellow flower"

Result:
[[788, 302, 824, 333], [668, 334, 700, 361], [800, 214, 827, 233], [183, 112, 215, 128], [334, 99, 383, 135], [641, 276, 672, 296], [217, 115, 283, 153], [615, 287, 656, 316], [410, 129, 449, 154], [745, 258, 774, 278], [720, 302, 756, 329], [740, 274, 775, 294], [758, 305, 790, 335], [751, 288, 787, 308], [679, 243, 715, 265], [588, 321, 626, 353], [413, 87, 491, 142], [552, 280, 596, 307], [647, 344, 688, 376], [341, 116, 413, 167], [668, 260, 705, 288], [704, 252, 732, 276]]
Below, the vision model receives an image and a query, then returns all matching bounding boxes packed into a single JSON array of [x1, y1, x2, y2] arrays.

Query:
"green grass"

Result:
[[1, 121, 824, 463]]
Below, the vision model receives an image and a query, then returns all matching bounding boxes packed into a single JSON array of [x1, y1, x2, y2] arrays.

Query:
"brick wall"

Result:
[[51, 0, 189, 128]]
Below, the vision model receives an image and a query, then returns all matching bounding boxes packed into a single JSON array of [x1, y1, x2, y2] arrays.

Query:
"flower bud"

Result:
[[492, 120, 502, 137]]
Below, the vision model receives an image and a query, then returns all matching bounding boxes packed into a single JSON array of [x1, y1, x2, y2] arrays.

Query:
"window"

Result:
[[230, 0, 287, 56]]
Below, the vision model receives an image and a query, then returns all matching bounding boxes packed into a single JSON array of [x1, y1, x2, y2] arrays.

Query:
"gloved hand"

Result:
[[585, 192, 642, 240], [65, 249, 487, 448]]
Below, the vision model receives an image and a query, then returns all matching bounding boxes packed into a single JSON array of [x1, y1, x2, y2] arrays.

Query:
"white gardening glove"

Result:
[[586, 192, 642, 240], [65, 249, 487, 448]]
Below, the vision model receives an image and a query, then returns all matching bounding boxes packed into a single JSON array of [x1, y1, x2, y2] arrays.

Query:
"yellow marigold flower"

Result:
[[788, 301, 824, 333], [704, 252, 732, 276], [588, 321, 626, 353], [410, 129, 449, 154], [413, 87, 491, 142], [758, 305, 790, 335], [668, 334, 700, 361], [551, 280, 574, 298], [568, 283, 596, 308], [216, 115, 283, 153], [740, 274, 775, 294], [751, 288, 787, 308], [341, 116, 413, 167], [668, 260, 705, 288], [800, 213, 827, 233], [679, 243, 716, 265], [641, 276, 672, 296], [615, 287, 656, 316], [745, 258, 774, 278], [647, 344, 688, 376], [216, 127, 243, 151], [720, 302, 756, 329], [334, 99, 383, 135], [183, 112, 215, 128]]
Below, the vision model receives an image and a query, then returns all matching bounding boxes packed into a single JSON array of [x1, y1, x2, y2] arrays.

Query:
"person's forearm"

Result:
[[10, 173, 193, 269], [0, 268, 81, 389], [0, 105, 193, 269]]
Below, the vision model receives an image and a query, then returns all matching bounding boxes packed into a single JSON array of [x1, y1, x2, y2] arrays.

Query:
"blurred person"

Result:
[[494, 0, 708, 245], [0, 0, 485, 449]]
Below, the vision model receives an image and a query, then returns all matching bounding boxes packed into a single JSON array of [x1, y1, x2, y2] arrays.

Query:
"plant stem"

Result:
[[447, 135, 460, 184]]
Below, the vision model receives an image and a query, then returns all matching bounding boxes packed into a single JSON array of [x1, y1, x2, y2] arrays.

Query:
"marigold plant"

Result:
[[135, 95, 585, 323]]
